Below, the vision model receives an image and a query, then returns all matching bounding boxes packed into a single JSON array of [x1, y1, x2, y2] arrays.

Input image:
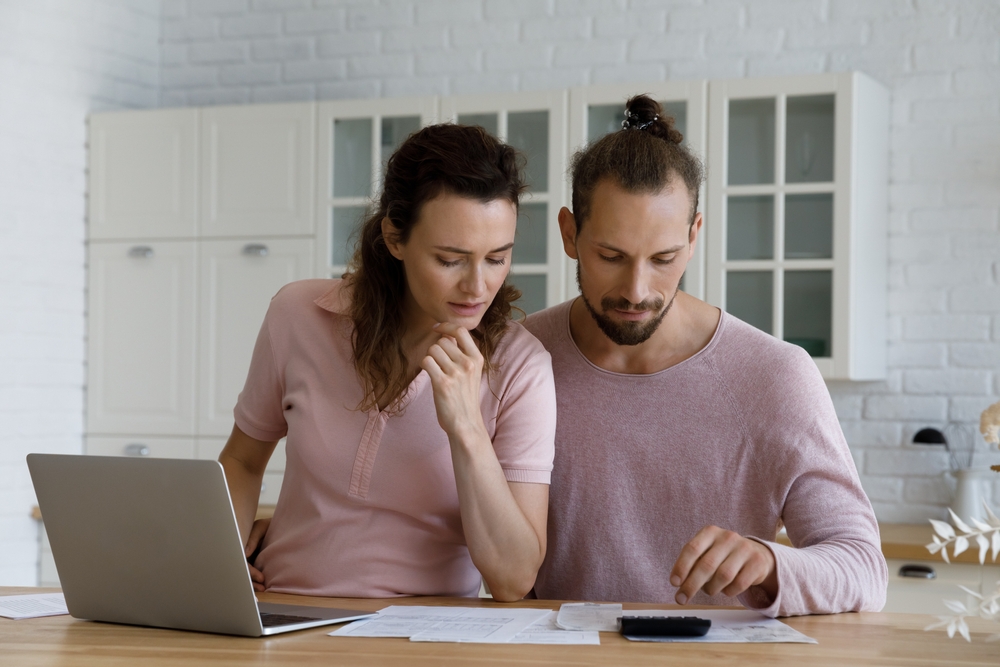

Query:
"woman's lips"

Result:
[[448, 302, 485, 317]]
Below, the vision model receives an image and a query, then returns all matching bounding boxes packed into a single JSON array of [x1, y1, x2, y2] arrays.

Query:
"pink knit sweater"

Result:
[[524, 301, 887, 617]]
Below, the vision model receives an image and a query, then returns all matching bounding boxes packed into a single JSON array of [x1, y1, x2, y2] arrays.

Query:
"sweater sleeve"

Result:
[[735, 347, 888, 617]]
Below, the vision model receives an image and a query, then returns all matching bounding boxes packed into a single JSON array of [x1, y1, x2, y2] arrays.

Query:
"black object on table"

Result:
[[620, 615, 712, 638]]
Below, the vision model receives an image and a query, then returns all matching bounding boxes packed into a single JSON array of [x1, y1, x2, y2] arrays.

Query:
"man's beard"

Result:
[[577, 263, 677, 346]]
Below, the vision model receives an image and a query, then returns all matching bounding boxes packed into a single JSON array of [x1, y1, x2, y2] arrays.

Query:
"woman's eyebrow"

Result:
[[434, 242, 515, 254]]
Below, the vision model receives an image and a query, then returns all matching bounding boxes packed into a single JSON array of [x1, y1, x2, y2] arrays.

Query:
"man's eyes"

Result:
[[598, 254, 675, 264]]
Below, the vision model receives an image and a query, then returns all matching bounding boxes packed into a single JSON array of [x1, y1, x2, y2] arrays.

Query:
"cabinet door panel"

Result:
[[706, 73, 887, 379], [201, 103, 315, 238], [316, 96, 438, 277], [87, 242, 197, 435], [198, 239, 314, 437], [89, 109, 198, 240]]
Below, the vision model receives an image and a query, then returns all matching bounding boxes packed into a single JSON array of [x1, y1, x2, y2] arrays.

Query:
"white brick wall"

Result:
[[156, 0, 998, 523], [0, 0, 159, 585]]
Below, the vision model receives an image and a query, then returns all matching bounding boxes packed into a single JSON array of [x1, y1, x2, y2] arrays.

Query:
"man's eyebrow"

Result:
[[596, 242, 686, 255], [434, 242, 515, 254]]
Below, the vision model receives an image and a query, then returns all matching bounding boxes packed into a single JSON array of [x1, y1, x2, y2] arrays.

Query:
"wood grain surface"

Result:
[[1, 587, 995, 666]]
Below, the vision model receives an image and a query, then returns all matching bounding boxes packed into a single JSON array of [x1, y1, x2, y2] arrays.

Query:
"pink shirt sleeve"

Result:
[[490, 326, 557, 485], [234, 304, 289, 442]]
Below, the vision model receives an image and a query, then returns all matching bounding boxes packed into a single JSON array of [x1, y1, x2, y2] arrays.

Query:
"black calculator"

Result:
[[619, 615, 712, 637]]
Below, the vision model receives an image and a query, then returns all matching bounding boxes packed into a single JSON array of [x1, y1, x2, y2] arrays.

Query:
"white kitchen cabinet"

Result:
[[197, 238, 314, 437], [568, 81, 709, 301], [315, 96, 438, 278], [441, 90, 569, 315], [88, 109, 199, 241], [200, 103, 315, 238], [705, 72, 888, 380], [86, 241, 197, 436]]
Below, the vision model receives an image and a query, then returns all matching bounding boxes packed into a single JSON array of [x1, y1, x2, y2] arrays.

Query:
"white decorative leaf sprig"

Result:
[[924, 501, 1000, 642], [926, 505, 1000, 565]]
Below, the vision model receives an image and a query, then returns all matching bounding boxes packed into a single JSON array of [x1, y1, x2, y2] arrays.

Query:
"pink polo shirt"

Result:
[[234, 279, 556, 598]]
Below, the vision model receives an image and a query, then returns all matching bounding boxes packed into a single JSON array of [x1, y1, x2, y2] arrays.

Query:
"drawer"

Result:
[[86, 436, 195, 459], [884, 558, 999, 615], [196, 437, 286, 472]]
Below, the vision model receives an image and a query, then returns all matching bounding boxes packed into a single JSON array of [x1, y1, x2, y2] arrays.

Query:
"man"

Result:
[[524, 95, 887, 616]]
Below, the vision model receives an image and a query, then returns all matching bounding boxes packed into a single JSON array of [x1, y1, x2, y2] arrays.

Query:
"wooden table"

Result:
[[1, 587, 996, 666]]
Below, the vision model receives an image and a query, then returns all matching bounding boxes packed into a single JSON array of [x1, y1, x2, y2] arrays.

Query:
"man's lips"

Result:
[[613, 308, 650, 321]]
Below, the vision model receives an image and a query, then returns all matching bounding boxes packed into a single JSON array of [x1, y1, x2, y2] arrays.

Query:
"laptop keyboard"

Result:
[[260, 612, 321, 627]]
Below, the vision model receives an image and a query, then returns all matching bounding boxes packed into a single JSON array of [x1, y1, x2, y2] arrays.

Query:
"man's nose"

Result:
[[619, 262, 651, 306]]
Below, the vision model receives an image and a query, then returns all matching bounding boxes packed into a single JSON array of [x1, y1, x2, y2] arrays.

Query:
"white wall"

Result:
[[156, 0, 1000, 524], [0, 0, 159, 584]]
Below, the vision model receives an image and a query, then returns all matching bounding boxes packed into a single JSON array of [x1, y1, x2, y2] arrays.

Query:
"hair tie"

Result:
[[622, 110, 658, 131]]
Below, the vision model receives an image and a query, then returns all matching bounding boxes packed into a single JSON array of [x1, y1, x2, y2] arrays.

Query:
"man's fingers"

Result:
[[701, 551, 745, 597], [670, 526, 719, 588], [672, 528, 778, 603], [675, 546, 727, 604]]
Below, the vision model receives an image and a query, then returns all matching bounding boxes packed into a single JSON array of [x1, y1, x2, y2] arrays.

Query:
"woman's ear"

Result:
[[381, 217, 404, 260]]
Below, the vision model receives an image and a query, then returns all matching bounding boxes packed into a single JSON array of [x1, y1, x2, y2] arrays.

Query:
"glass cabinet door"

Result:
[[316, 97, 437, 278], [704, 72, 889, 381], [569, 81, 708, 301], [443, 90, 568, 316], [708, 81, 838, 366]]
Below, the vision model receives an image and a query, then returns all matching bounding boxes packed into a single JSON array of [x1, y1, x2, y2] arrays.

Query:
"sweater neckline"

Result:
[[557, 298, 727, 378]]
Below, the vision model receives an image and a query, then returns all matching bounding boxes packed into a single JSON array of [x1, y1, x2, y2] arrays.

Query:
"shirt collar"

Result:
[[314, 280, 349, 315]]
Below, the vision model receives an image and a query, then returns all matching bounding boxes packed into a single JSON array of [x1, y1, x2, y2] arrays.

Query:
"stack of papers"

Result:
[[329, 603, 814, 645], [330, 606, 600, 644], [0, 593, 69, 620]]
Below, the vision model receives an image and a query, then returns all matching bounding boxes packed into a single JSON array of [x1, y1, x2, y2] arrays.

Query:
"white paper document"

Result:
[[0, 593, 69, 620], [555, 602, 622, 632], [619, 609, 816, 644], [510, 611, 600, 645], [330, 605, 553, 643]]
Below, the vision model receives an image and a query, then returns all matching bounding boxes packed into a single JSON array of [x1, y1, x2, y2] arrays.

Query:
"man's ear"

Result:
[[381, 217, 404, 260], [557, 207, 579, 261], [687, 211, 703, 259]]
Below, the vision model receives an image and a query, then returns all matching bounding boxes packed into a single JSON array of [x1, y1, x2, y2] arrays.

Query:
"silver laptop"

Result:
[[27, 454, 375, 636]]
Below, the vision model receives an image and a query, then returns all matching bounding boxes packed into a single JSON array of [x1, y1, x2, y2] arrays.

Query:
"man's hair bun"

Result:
[[622, 94, 684, 145]]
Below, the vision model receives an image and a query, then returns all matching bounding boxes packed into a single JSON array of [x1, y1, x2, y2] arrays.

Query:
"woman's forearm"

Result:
[[218, 425, 278, 548], [448, 424, 548, 602]]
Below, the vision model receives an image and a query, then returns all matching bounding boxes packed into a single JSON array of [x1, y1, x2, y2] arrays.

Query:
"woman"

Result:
[[219, 124, 556, 602]]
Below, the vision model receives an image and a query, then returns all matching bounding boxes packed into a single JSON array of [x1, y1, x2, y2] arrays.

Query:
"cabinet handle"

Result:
[[242, 244, 269, 257], [128, 246, 154, 259], [124, 443, 150, 457]]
